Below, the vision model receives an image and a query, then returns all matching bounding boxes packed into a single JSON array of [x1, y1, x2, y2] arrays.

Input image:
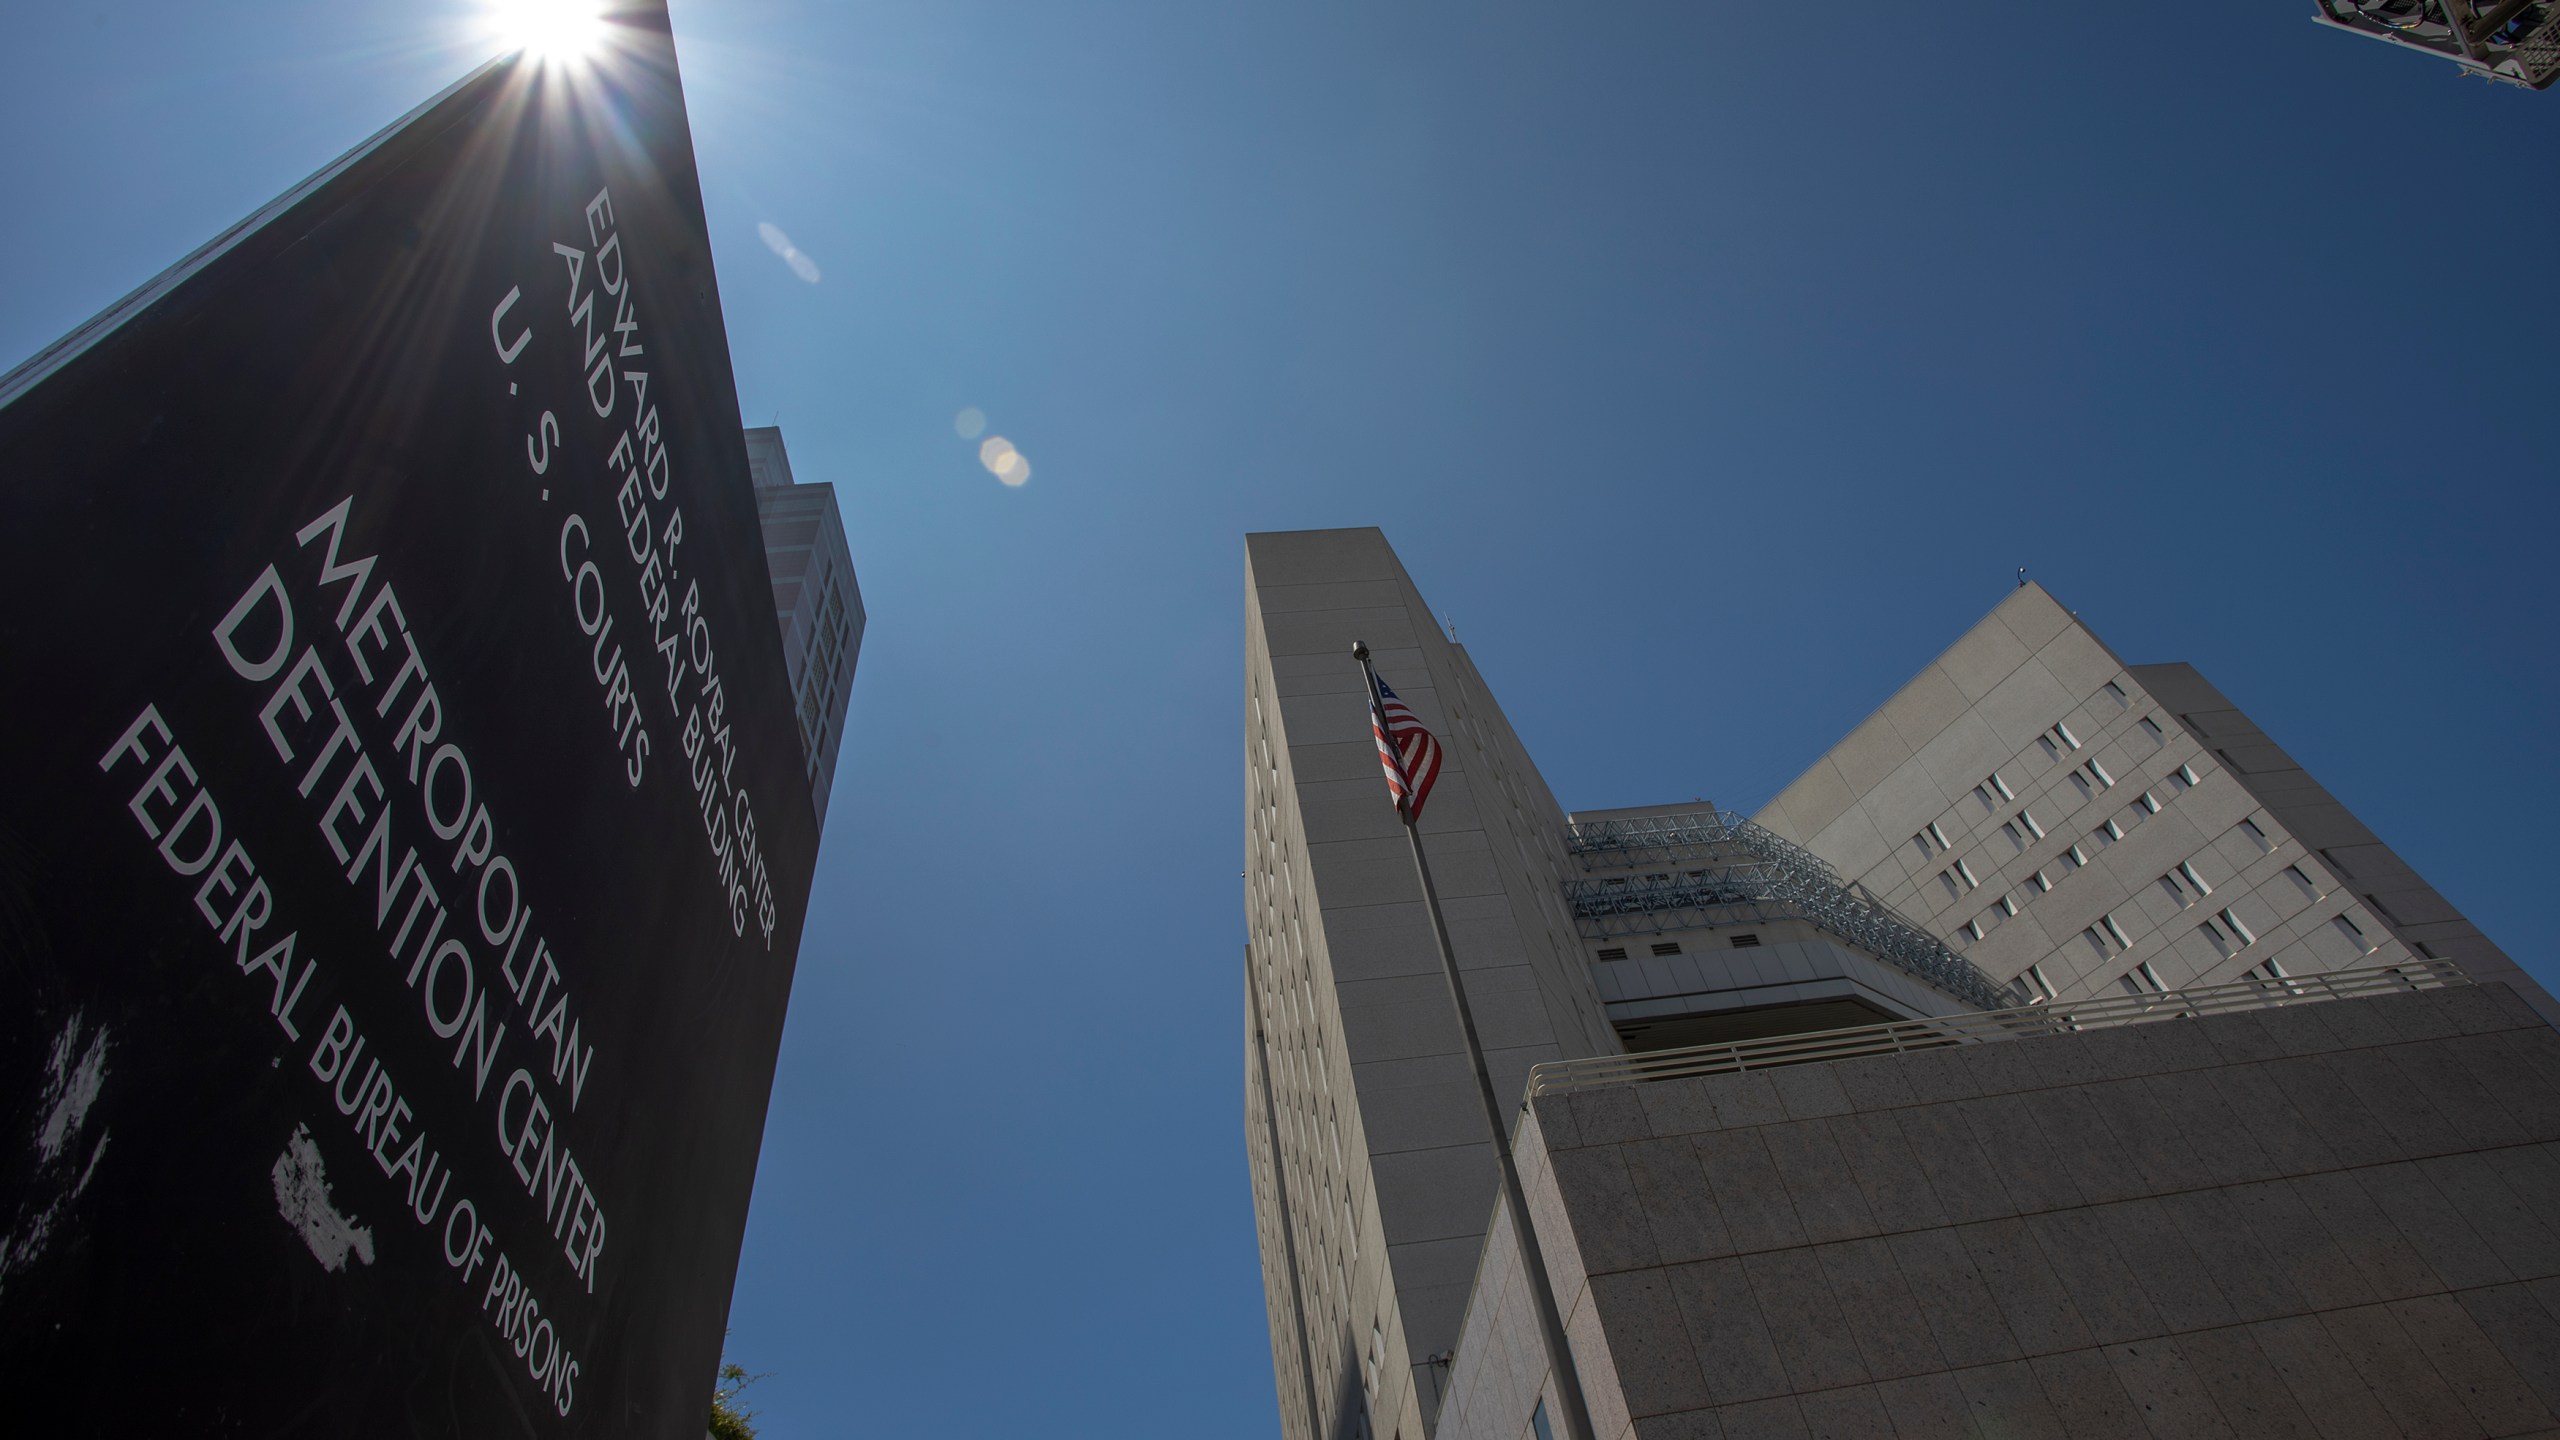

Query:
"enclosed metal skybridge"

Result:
[[1564, 808, 2014, 1012]]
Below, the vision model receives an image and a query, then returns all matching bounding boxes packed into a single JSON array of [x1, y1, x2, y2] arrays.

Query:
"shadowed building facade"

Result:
[[1241, 528, 2554, 1440], [746, 425, 862, 828], [1441, 977, 2560, 1440]]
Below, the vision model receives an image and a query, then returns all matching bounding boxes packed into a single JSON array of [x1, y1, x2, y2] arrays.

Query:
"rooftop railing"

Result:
[[1523, 958, 2470, 1099]]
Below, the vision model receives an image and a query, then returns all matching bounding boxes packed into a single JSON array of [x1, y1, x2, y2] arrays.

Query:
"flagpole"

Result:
[[1353, 642, 1597, 1440]]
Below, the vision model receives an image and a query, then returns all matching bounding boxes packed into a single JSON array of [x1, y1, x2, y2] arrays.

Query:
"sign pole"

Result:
[[1353, 642, 1597, 1440]]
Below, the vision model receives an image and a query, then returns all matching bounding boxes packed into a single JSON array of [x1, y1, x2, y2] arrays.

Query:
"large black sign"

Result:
[[0, 9, 816, 1433]]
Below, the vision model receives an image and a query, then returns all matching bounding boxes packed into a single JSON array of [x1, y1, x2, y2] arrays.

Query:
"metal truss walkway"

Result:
[[1563, 808, 2013, 1012]]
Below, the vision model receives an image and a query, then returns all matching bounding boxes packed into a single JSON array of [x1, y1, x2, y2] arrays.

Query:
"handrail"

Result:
[[1523, 958, 2470, 1098]]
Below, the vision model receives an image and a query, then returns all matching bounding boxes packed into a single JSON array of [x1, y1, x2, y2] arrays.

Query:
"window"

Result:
[[2284, 864, 2320, 899], [1927, 821, 1950, 851], [2093, 819, 2122, 846], [2216, 906, 2255, 946], [2001, 821, 2025, 851], [1972, 784, 1998, 813], [2239, 819, 2272, 852], [2009, 964, 2057, 1005], [1988, 771, 2016, 801], [2243, 956, 2291, 983], [1996, 893, 2020, 917], [1596, 947, 1627, 961], [2082, 924, 2118, 959], [2084, 758, 2116, 789], [2061, 844, 2086, 869], [2069, 772, 2094, 800], [1912, 830, 1936, 860], [2176, 763, 2199, 787], [2054, 720, 2082, 750], [1650, 941, 1683, 957], [2018, 808, 2045, 839], [2137, 791, 2162, 815], [1531, 1400, 1555, 1440], [2178, 860, 2212, 897], [2118, 961, 2168, 995], [1728, 933, 1762, 948], [2038, 735, 2061, 762], [2029, 869, 2054, 893], [2333, 914, 2372, 952], [2105, 681, 2130, 706], [2139, 716, 2165, 742], [1964, 919, 1985, 942], [2102, 913, 2132, 950], [1956, 859, 1979, 888], [1939, 871, 1963, 902]]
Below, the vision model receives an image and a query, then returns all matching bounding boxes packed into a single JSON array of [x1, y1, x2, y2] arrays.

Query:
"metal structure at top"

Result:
[[2317, 0, 2560, 88], [1564, 809, 2016, 1012]]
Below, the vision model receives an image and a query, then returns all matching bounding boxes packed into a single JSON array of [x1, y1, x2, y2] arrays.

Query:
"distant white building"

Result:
[[746, 426, 862, 829]]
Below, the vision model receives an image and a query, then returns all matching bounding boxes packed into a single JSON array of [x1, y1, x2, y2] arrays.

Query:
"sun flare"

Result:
[[488, 0, 607, 64]]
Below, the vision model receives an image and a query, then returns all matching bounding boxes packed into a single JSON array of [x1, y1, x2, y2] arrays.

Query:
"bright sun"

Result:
[[488, 0, 606, 63]]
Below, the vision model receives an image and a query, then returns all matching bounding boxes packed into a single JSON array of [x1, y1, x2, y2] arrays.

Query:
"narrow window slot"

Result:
[[2216, 906, 2255, 946]]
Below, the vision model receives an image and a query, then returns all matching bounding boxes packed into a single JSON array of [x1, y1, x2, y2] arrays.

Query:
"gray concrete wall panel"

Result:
[[1442, 984, 2560, 1440]]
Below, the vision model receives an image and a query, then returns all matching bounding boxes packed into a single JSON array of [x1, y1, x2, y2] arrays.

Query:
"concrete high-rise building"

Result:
[[1242, 528, 2556, 1440], [1753, 582, 2550, 1020], [747, 425, 863, 827]]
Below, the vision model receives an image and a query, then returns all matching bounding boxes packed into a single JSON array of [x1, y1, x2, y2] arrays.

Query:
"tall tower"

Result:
[[746, 425, 863, 828], [1244, 529, 1619, 1440]]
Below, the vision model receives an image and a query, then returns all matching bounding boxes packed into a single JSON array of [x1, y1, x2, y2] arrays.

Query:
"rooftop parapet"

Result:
[[1525, 956, 2471, 1098]]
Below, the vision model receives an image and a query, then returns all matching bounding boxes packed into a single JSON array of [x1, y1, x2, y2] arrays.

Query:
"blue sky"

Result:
[[4, 2, 2554, 1435]]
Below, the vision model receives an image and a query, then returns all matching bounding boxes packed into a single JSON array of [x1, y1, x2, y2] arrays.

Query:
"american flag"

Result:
[[1368, 674, 1443, 820]]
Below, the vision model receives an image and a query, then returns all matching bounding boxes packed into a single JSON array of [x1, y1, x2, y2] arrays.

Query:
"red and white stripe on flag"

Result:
[[1369, 675, 1443, 819]]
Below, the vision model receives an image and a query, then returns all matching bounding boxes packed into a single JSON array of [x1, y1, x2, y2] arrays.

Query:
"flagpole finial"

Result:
[[1351, 640, 1371, 661]]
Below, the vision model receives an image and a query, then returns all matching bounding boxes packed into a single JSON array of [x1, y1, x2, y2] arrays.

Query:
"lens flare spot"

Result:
[[758, 222, 822, 284], [979, 437, 1031, 487], [954, 407, 987, 439]]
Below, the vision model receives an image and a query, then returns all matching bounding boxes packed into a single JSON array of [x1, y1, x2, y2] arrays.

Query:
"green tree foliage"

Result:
[[709, 1360, 763, 1440]]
